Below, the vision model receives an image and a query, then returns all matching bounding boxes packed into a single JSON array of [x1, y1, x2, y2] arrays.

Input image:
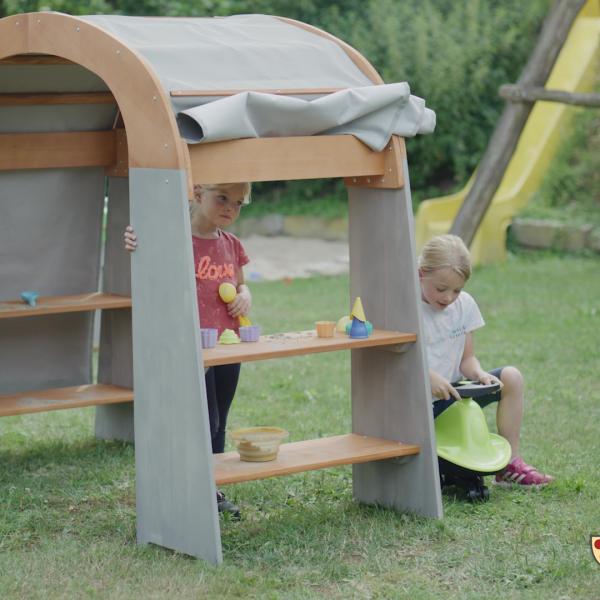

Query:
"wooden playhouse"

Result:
[[0, 12, 442, 565]]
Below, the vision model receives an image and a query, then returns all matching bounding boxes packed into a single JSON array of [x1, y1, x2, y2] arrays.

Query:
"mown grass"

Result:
[[1, 250, 599, 599]]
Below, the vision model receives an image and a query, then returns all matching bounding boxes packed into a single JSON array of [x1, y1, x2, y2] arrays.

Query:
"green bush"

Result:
[[520, 101, 600, 226]]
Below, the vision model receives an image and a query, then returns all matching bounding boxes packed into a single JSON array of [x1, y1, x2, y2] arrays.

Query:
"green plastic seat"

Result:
[[435, 398, 511, 472]]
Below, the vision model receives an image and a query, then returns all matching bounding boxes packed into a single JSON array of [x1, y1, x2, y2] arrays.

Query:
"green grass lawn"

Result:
[[1, 250, 599, 599]]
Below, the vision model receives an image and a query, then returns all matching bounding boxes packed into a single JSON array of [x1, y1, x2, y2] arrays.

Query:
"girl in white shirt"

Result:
[[419, 234, 552, 487]]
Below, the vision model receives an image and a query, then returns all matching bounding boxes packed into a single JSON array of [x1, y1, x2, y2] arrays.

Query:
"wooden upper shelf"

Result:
[[0, 292, 131, 319], [202, 329, 416, 367]]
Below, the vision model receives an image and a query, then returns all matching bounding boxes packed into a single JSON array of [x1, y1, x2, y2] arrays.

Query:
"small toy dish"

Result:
[[229, 426, 289, 462]]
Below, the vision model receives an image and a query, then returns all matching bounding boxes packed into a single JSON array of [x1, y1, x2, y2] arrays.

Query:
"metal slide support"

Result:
[[348, 161, 442, 518], [129, 169, 222, 564]]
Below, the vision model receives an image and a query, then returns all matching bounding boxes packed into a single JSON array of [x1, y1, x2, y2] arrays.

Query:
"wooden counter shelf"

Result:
[[202, 329, 416, 367], [0, 383, 133, 417], [0, 292, 131, 319], [214, 433, 420, 485]]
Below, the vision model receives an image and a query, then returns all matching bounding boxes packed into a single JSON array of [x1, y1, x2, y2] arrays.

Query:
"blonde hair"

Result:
[[193, 182, 252, 204], [418, 234, 472, 281]]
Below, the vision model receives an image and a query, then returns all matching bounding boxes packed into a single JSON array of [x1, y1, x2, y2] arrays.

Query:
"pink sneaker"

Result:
[[495, 457, 554, 487]]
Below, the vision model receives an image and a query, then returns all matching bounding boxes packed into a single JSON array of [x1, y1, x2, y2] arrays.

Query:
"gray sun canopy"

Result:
[[82, 14, 436, 149]]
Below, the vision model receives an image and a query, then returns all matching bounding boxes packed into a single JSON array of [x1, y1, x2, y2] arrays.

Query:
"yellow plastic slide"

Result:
[[415, 0, 600, 265]]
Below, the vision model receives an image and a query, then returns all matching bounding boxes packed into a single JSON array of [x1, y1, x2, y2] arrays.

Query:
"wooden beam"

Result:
[[0, 130, 116, 170], [499, 84, 600, 107], [187, 135, 390, 184], [450, 0, 587, 246], [171, 88, 345, 97], [0, 92, 116, 106]]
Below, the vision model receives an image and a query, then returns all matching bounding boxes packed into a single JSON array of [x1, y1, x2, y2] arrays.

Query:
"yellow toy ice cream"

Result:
[[218, 282, 252, 327]]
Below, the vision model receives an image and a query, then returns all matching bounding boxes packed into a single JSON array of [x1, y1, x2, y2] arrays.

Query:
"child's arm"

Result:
[[460, 332, 502, 386], [227, 267, 251, 318], [430, 370, 462, 401], [124, 225, 137, 252]]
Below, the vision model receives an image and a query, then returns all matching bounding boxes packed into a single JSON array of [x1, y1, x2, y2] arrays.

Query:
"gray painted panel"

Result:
[[129, 168, 221, 564], [348, 170, 442, 519], [0, 313, 94, 394], [0, 64, 109, 94], [0, 168, 104, 394]]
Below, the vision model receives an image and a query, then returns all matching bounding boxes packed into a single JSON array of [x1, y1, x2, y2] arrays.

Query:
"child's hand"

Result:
[[430, 370, 461, 401], [124, 226, 137, 252], [228, 286, 251, 318], [476, 371, 503, 389]]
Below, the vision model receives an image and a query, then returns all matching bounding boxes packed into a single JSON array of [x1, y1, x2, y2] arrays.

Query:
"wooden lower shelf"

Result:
[[214, 433, 420, 485], [203, 329, 416, 367], [0, 292, 131, 319], [0, 383, 133, 416]]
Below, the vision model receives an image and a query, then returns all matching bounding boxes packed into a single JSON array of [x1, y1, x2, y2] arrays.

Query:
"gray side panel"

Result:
[[129, 168, 221, 564], [348, 171, 442, 519], [0, 169, 104, 394], [96, 177, 134, 442]]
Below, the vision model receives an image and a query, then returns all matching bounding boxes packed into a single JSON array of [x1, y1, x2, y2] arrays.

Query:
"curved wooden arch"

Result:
[[0, 12, 185, 170]]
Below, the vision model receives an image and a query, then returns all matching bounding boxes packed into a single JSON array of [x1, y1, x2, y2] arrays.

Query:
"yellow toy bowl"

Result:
[[229, 427, 289, 462]]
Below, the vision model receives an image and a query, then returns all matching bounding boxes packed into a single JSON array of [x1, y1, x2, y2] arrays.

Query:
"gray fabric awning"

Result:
[[178, 84, 435, 151], [81, 14, 436, 148]]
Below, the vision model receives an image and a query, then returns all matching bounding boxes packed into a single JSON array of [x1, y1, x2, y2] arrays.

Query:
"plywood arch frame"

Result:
[[0, 12, 185, 171]]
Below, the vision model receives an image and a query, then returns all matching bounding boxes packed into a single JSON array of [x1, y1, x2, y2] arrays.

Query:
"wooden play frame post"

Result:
[[0, 12, 442, 565]]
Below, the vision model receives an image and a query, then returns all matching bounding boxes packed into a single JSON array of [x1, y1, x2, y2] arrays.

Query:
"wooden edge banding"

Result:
[[344, 136, 405, 189], [171, 88, 345, 97], [276, 17, 383, 85], [0, 13, 184, 171]]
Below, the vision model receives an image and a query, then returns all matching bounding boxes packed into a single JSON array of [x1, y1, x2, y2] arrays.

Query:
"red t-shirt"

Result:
[[192, 231, 249, 334]]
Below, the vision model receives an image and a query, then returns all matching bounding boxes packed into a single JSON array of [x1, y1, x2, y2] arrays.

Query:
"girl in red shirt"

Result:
[[125, 182, 252, 518]]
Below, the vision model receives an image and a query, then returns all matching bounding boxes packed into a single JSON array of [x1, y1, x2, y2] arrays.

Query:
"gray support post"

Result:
[[129, 169, 221, 564], [348, 163, 442, 519], [96, 176, 134, 442]]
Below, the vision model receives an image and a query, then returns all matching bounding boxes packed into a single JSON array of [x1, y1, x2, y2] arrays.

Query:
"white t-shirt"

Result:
[[421, 291, 485, 384]]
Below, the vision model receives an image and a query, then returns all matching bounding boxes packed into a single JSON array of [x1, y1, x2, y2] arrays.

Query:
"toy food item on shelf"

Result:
[[230, 426, 289, 462], [200, 328, 218, 348], [336, 315, 351, 333], [315, 321, 336, 338], [20, 291, 39, 307], [348, 296, 370, 339], [218, 282, 252, 327], [219, 328, 241, 344], [239, 325, 261, 342]]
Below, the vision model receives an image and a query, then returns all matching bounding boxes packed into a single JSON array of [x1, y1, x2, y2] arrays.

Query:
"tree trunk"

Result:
[[449, 0, 587, 246], [499, 84, 600, 107]]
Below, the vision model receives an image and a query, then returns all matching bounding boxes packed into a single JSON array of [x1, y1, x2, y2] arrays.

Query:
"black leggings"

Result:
[[205, 363, 241, 454]]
